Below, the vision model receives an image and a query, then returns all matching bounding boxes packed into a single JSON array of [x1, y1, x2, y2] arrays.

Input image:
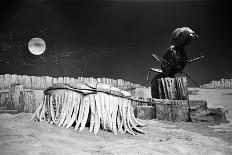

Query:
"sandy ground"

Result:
[[0, 88, 232, 154], [0, 113, 232, 155]]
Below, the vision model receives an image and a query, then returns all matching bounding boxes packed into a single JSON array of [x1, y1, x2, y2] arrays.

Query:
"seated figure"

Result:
[[151, 27, 199, 98]]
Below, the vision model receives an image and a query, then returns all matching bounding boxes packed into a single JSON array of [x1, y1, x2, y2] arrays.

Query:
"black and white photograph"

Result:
[[0, 0, 232, 154]]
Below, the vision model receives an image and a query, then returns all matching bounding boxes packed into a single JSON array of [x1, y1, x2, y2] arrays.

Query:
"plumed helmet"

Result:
[[171, 27, 199, 47]]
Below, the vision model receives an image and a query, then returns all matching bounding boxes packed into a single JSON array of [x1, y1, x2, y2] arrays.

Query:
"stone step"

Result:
[[135, 100, 228, 123]]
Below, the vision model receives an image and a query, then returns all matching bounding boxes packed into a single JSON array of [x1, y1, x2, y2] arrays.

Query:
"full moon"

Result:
[[28, 38, 46, 55]]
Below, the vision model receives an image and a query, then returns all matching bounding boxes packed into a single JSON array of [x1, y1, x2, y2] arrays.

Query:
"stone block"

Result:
[[134, 106, 156, 120], [191, 108, 228, 123], [9, 84, 23, 110], [156, 102, 172, 121], [156, 100, 190, 122], [189, 100, 208, 118], [19, 91, 36, 113], [0, 92, 10, 109]]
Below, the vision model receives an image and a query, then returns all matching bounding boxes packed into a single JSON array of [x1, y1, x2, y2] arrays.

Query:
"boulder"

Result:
[[191, 108, 228, 123], [189, 100, 208, 117]]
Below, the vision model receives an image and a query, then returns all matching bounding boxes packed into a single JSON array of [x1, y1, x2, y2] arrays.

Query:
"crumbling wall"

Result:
[[0, 74, 141, 90], [201, 79, 232, 89]]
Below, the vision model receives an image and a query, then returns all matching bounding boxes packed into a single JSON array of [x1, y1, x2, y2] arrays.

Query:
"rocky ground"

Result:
[[0, 88, 232, 154]]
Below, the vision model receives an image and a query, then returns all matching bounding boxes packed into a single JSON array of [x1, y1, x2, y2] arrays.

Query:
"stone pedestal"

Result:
[[156, 102, 172, 121], [134, 106, 156, 120], [133, 98, 228, 123], [156, 100, 190, 122]]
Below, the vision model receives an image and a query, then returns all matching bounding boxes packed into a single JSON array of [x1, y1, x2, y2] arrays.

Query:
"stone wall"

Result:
[[201, 79, 232, 89], [0, 74, 142, 90]]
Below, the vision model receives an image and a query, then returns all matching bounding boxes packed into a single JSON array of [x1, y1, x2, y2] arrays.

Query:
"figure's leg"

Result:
[[151, 73, 165, 98]]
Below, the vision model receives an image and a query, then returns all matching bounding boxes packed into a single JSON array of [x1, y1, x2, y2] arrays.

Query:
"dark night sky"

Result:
[[0, 0, 232, 87]]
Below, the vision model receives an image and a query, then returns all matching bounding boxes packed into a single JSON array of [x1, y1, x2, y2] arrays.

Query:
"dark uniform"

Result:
[[151, 27, 199, 98]]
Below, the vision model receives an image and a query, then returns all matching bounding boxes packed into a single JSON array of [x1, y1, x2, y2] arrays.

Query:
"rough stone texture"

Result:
[[191, 108, 228, 123], [189, 100, 228, 123], [156, 102, 172, 121], [9, 84, 23, 110], [171, 100, 190, 122], [156, 100, 190, 122], [155, 99, 229, 123], [19, 91, 37, 113], [0, 92, 10, 109], [134, 106, 156, 120], [189, 100, 208, 118]]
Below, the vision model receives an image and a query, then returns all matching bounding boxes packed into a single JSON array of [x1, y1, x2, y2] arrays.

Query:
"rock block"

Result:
[[156, 100, 190, 122], [19, 91, 37, 113], [191, 108, 228, 123], [189, 100, 208, 117], [156, 102, 172, 121], [9, 84, 23, 110], [134, 106, 156, 120], [0, 92, 10, 109], [171, 100, 190, 122]]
